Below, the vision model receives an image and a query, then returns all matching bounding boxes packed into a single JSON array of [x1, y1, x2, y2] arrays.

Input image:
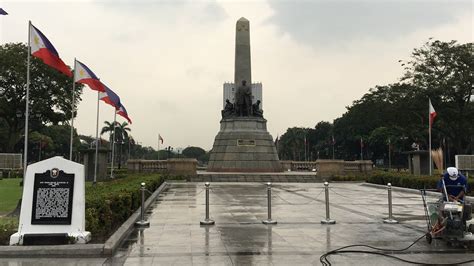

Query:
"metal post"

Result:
[[93, 91, 100, 184], [110, 111, 116, 179], [69, 58, 76, 161], [383, 183, 398, 224], [23, 21, 32, 179], [200, 182, 215, 225], [321, 182, 336, 224], [262, 182, 277, 224], [135, 182, 150, 227]]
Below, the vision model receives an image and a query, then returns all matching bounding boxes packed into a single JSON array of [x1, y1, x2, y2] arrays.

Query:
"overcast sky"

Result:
[[1, 0, 472, 151]]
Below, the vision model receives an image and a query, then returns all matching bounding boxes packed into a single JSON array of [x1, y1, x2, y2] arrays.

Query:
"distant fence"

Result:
[[456, 155, 474, 177], [280, 159, 373, 176], [0, 153, 22, 170], [128, 158, 197, 176]]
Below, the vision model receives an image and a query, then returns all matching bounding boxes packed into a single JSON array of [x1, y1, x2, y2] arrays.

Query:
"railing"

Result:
[[0, 153, 22, 170], [280, 160, 373, 175], [128, 158, 197, 175], [141, 160, 167, 172]]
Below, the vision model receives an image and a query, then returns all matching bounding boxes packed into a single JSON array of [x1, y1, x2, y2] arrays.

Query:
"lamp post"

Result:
[[166, 146, 173, 159], [128, 136, 132, 161], [118, 140, 125, 169]]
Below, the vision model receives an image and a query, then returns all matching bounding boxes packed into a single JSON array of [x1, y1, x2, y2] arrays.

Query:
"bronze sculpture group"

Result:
[[221, 80, 263, 119]]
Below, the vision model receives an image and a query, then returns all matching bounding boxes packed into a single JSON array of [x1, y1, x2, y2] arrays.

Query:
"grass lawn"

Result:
[[0, 178, 22, 216]]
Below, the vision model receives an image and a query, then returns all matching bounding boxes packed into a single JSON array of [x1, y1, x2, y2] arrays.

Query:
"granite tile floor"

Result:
[[2, 182, 473, 265], [109, 182, 474, 265]]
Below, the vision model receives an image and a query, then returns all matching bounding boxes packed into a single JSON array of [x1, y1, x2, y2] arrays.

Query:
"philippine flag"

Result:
[[117, 105, 132, 124], [74, 60, 105, 92], [99, 85, 121, 110], [0, 8, 8, 15], [429, 99, 437, 128], [29, 23, 71, 77]]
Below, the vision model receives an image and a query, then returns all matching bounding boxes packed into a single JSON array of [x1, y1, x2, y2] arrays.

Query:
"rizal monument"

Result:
[[207, 18, 282, 172]]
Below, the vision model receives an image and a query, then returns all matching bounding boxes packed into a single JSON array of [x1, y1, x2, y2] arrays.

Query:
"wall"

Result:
[[128, 158, 197, 176]]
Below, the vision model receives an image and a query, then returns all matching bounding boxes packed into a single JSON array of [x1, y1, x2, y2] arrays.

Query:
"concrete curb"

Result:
[[0, 244, 104, 257], [103, 181, 168, 255], [361, 182, 474, 201], [0, 181, 168, 258]]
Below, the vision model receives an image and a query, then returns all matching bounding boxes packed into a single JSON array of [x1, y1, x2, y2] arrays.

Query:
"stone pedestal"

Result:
[[82, 148, 108, 181], [208, 117, 282, 172], [403, 150, 431, 175]]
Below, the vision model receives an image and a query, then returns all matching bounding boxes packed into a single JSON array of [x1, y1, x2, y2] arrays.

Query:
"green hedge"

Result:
[[366, 171, 474, 196], [0, 217, 18, 245], [0, 173, 171, 245], [85, 173, 165, 242]]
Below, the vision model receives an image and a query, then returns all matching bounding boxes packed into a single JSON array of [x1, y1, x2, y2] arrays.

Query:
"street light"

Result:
[[117, 140, 125, 169], [166, 146, 173, 159]]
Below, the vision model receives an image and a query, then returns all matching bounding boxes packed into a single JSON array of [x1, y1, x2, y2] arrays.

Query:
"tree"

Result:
[[278, 127, 308, 160], [101, 121, 116, 144], [182, 146, 206, 159], [308, 121, 334, 159], [114, 122, 131, 143], [402, 40, 473, 155], [182, 146, 208, 163], [0, 43, 83, 152], [41, 124, 80, 159], [100, 120, 131, 166], [328, 40, 473, 163]]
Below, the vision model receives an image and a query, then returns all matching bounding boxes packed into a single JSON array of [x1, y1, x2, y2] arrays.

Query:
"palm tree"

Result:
[[101, 121, 131, 168], [114, 122, 131, 168], [101, 121, 116, 145], [114, 122, 131, 143]]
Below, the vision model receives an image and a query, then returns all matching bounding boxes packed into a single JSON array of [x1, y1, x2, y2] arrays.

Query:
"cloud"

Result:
[[95, 0, 228, 25], [266, 0, 471, 47], [1, 0, 471, 150]]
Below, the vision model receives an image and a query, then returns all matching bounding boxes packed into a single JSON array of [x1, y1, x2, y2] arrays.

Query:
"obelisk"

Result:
[[234, 17, 251, 86], [207, 18, 282, 173]]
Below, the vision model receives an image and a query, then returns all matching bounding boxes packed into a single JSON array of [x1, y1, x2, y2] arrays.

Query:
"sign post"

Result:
[[10, 156, 90, 245]]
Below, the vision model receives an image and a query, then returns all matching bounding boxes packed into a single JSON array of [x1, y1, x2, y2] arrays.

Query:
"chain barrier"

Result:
[[273, 187, 325, 205]]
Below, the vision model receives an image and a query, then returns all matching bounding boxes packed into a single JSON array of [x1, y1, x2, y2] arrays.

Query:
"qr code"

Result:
[[35, 188, 70, 219]]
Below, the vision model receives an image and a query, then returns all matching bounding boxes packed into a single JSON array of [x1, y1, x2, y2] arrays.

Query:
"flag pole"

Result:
[[94, 91, 100, 184], [429, 99, 432, 176], [360, 138, 363, 160], [332, 136, 335, 160], [69, 58, 76, 160], [23, 21, 31, 178], [110, 110, 116, 179], [157, 134, 160, 160], [332, 144, 335, 160], [304, 136, 307, 161], [388, 139, 391, 170]]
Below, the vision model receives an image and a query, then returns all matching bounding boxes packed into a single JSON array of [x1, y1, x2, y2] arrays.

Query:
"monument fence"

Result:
[[128, 158, 197, 176], [0, 153, 22, 170], [281, 159, 373, 176]]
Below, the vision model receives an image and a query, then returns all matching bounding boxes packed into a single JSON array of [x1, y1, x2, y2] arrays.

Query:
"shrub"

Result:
[[367, 171, 474, 196], [0, 173, 170, 245], [85, 173, 165, 243], [0, 217, 18, 245], [109, 168, 128, 179], [330, 175, 366, 182]]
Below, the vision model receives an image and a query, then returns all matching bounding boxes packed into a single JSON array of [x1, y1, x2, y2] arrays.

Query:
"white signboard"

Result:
[[456, 155, 474, 170], [10, 156, 90, 245]]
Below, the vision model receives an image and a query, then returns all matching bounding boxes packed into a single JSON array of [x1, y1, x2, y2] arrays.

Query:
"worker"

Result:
[[437, 167, 468, 202]]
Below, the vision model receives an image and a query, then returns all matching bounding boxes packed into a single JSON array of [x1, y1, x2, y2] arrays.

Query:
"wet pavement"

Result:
[[2, 182, 473, 265], [110, 182, 474, 265]]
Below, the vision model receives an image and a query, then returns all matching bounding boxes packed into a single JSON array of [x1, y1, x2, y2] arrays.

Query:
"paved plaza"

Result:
[[112, 182, 473, 265], [2, 182, 474, 265]]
